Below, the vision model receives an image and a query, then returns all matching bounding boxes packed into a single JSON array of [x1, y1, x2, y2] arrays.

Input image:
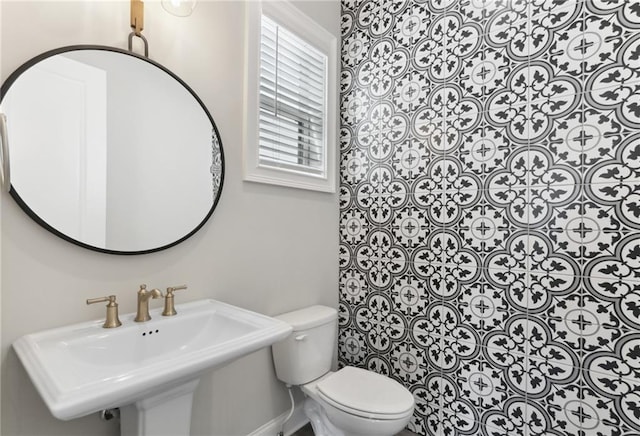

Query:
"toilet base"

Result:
[[303, 397, 408, 436], [304, 398, 345, 436]]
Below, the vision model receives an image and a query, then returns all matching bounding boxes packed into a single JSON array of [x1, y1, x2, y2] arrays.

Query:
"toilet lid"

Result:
[[316, 367, 414, 418]]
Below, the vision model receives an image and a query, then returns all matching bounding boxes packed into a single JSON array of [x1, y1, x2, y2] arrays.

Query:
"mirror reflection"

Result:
[[0, 46, 224, 254]]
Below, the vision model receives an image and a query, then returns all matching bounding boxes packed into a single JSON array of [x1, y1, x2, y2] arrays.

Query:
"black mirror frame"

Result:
[[0, 45, 225, 255]]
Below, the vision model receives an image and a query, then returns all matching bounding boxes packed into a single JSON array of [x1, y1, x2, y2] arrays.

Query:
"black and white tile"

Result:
[[339, 0, 640, 435]]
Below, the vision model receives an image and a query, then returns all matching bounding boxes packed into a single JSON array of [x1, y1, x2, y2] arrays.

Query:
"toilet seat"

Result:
[[315, 367, 414, 420]]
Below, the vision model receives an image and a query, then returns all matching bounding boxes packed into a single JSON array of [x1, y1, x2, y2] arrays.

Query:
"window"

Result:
[[244, 1, 337, 192]]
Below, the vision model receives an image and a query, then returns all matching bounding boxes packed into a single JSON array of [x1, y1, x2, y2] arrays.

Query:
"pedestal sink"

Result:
[[13, 299, 292, 436]]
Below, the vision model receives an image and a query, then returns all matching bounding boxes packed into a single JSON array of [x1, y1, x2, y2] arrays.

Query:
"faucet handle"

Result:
[[162, 285, 187, 316], [167, 285, 187, 294], [87, 295, 122, 328]]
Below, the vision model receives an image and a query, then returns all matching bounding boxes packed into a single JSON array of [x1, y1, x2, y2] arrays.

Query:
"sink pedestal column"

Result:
[[120, 379, 200, 436]]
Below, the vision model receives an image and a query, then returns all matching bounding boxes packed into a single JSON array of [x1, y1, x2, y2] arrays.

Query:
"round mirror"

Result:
[[0, 46, 224, 254]]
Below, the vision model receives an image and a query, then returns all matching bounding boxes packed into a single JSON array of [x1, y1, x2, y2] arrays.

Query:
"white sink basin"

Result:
[[13, 299, 292, 428]]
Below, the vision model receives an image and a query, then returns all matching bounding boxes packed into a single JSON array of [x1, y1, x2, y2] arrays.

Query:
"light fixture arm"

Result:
[[128, 0, 149, 57], [130, 0, 144, 35]]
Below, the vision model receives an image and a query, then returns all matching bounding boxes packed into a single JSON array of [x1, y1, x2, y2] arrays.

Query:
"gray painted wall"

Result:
[[0, 1, 340, 435]]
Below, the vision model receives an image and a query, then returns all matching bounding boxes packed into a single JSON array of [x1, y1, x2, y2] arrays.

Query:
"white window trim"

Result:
[[243, 0, 338, 193]]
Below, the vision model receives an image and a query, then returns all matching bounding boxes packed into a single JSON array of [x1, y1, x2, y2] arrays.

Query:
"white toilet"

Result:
[[272, 305, 415, 436]]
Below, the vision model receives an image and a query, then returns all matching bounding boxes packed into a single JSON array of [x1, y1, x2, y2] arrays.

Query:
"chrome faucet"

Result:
[[134, 284, 164, 322]]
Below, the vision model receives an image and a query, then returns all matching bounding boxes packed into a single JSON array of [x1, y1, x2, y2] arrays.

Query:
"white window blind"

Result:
[[259, 15, 327, 177]]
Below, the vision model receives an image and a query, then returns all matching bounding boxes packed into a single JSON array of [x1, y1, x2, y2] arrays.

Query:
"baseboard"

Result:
[[247, 402, 308, 436]]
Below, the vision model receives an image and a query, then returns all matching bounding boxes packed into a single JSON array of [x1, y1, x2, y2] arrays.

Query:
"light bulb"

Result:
[[161, 0, 197, 17]]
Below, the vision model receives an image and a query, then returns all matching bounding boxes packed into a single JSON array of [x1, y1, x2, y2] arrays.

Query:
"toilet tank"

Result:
[[272, 305, 337, 386]]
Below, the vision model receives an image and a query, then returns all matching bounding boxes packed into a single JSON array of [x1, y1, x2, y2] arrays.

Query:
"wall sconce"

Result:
[[128, 0, 196, 57], [161, 0, 197, 17]]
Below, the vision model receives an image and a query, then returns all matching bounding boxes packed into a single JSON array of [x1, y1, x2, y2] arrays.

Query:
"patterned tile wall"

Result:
[[337, 1, 640, 435]]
